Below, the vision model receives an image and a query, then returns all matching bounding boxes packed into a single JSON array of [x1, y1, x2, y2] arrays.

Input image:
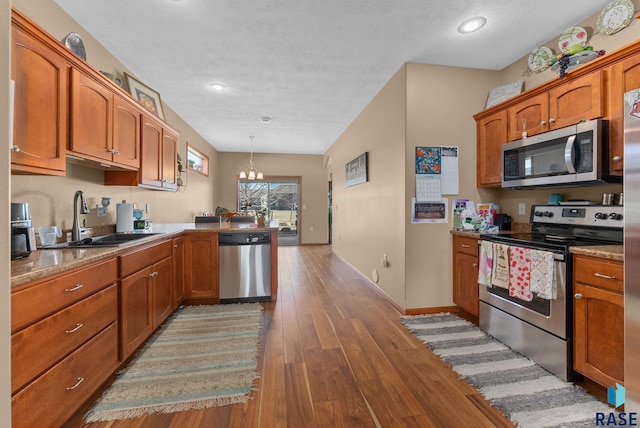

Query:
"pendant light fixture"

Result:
[[239, 136, 263, 180]]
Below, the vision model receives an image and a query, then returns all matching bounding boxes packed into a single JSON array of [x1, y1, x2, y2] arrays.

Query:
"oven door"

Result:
[[478, 244, 568, 339]]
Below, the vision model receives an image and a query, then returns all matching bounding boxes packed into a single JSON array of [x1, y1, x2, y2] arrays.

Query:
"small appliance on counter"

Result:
[[133, 209, 151, 230], [11, 202, 36, 260]]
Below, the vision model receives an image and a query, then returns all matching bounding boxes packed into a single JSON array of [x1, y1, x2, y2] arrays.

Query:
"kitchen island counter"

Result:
[[11, 223, 277, 288]]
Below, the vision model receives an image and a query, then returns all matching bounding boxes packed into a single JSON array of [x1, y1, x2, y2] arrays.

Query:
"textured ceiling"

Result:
[[53, 0, 610, 154]]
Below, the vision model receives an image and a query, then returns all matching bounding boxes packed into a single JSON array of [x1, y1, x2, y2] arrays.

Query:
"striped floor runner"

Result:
[[401, 313, 616, 428]]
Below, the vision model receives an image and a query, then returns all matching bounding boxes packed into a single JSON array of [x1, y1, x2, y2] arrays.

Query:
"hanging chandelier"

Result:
[[239, 136, 263, 180]]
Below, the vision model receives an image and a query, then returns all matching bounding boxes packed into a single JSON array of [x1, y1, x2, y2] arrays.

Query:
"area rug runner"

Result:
[[85, 303, 263, 422], [401, 313, 615, 428]]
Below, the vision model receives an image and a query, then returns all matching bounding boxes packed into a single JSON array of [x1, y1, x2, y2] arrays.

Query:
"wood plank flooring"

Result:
[[69, 245, 514, 428]]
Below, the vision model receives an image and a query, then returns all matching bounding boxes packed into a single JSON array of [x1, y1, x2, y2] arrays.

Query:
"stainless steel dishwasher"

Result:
[[218, 231, 271, 303]]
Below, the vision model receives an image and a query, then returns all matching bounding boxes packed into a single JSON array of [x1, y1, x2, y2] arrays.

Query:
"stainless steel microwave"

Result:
[[501, 119, 618, 188]]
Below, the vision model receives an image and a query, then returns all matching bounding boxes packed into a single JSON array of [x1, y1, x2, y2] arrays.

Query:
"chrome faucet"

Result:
[[72, 190, 89, 241]]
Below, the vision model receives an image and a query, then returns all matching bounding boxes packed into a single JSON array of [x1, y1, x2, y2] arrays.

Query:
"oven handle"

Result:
[[564, 134, 577, 174], [479, 240, 566, 262]]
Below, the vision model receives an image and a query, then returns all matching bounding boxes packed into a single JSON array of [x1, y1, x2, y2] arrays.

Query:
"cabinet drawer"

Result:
[[12, 257, 118, 332], [574, 255, 623, 293], [453, 235, 479, 257], [121, 240, 172, 277], [12, 284, 117, 393], [12, 322, 119, 428]]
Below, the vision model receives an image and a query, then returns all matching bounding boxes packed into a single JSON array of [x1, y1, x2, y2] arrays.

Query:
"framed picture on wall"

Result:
[[345, 152, 368, 187], [124, 73, 166, 120]]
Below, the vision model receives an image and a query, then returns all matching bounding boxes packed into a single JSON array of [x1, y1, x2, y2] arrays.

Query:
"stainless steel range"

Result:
[[478, 204, 623, 381]]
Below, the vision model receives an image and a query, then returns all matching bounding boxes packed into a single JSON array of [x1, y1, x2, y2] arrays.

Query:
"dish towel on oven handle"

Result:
[[478, 241, 493, 287], [530, 249, 555, 299], [509, 246, 533, 302], [491, 243, 510, 289]]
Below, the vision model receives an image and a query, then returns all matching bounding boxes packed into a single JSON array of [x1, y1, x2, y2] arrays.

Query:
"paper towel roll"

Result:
[[116, 203, 134, 232]]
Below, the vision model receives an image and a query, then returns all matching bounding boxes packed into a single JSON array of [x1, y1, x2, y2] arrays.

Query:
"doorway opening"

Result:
[[238, 177, 300, 246]]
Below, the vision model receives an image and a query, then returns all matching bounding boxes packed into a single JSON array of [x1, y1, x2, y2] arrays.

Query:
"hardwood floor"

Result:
[[69, 245, 514, 428]]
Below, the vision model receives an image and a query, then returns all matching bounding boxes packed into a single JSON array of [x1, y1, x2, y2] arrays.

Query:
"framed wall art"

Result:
[[345, 152, 368, 187], [124, 73, 165, 120]]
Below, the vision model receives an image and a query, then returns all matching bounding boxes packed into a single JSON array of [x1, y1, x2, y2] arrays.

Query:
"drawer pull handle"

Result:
[[594, 273, 616, 280], [461, 244, 471, 248], [575, 293, 583, 300], [65, 323, 84, 334], [472, 263, 478, 268], [66, 377, 84, 391], [64, 284, 84, 292]]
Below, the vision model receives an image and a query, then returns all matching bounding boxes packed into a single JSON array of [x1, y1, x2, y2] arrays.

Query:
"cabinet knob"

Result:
[[10, 145, 20, 152], [613, 156, 622, 162], [574, 293, 583, 300], [548, 118, 556, 124], [540, 120, 547, 126], [472, 263, 478, 268]]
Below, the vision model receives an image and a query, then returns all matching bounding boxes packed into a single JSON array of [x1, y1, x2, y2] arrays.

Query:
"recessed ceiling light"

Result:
[[259, 117, 272, 124], [209, 82, 227, 92], [458, 16, 487, 34]]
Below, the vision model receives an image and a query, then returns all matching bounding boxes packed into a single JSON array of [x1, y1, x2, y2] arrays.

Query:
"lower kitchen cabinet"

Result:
[[452, 234, 480, 317], [11, 257, 119, 427], [185, 232, 219, 303], [172, 235, 186, 309], [573, 254, 624, 388], [119, 239, 173, 361]]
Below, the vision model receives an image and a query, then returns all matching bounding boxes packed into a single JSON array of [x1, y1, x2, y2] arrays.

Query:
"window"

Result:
[[186, 144, 209, 176]]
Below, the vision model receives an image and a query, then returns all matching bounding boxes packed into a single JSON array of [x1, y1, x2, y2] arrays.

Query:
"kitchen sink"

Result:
[[40, 233, 160, 249]]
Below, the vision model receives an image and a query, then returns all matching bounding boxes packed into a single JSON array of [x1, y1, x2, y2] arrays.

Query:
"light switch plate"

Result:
[[518, 203, 526, 215]]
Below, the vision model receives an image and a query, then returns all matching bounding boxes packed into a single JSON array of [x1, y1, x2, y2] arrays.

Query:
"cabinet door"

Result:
[[508, 92, 550, 140], [573, 283, 624, 388], [120, 268, 152, 361], [609, 54, 640, 175], [477, 109, 508, 187], [185, 233, 219, 300], [11, 25, 67, 175], [549, 71, 603, 130], [172, 236, 186, 309], [140, 115, 163, 188], [161, 128, 178, 190], [151, 257, 173, 329], [69, 68, 113, 162], [112, 95, 141, 169], [453, 251, 479, 317]]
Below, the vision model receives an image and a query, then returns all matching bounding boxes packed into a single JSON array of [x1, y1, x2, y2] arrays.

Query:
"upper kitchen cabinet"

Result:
[[105, 114, 178, 191], [507, 71, 604, 141], [476, 109, 507, 187], [11, 16, 68, 176], [608, 50, 640, 176], [68, 69, 140, 170]]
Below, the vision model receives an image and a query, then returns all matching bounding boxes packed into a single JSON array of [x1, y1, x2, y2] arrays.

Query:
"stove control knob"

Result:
[[608, 213, 623, 220], [534, 211, 543, 217], [543, 211, 553, 217], [595, 212, 607, 220]]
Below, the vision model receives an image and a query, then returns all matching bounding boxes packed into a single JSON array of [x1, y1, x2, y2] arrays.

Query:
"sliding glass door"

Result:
[[238, 177, 300, 245]]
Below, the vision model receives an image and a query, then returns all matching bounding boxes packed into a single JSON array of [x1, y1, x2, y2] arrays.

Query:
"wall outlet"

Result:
[[309, 226, 314, 232], [97, 204, 107, 217], [518, 203, 526, 215], [146, 203, 151, 214]]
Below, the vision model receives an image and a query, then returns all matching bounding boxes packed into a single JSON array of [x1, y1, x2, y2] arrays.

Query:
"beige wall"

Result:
[[1, 0, 11, 424], [10, 0, 218, 230], [325, 66, 408, 306], [217, 152, 329, 244]]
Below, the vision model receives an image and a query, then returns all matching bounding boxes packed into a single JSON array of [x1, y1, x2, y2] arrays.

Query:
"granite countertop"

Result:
[[11, 223, 277, 289], [569, 245, 624, 262]]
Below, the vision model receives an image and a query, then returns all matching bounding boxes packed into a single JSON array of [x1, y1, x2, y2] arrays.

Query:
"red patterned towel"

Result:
[[509, 246, 532, 302]]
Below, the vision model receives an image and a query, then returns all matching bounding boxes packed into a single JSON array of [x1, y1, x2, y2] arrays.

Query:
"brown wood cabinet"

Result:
[[508, 71, 604, 141], [452, 234, 479, 317], [573, 254, 624, 388], [608, 53, 640, 175], [476, 109, 508, 187], [11, 19, 68, 176], [68, 68, 140, 170], [185, 232, 219, 303], [105, 114, 178, 191], [119, 239, 173, 361], [172, 235, 186, 309], [11, 258, 119, 427]]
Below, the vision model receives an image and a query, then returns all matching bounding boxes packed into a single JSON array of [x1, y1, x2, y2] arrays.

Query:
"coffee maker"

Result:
[[11, 202, 36, 259]]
